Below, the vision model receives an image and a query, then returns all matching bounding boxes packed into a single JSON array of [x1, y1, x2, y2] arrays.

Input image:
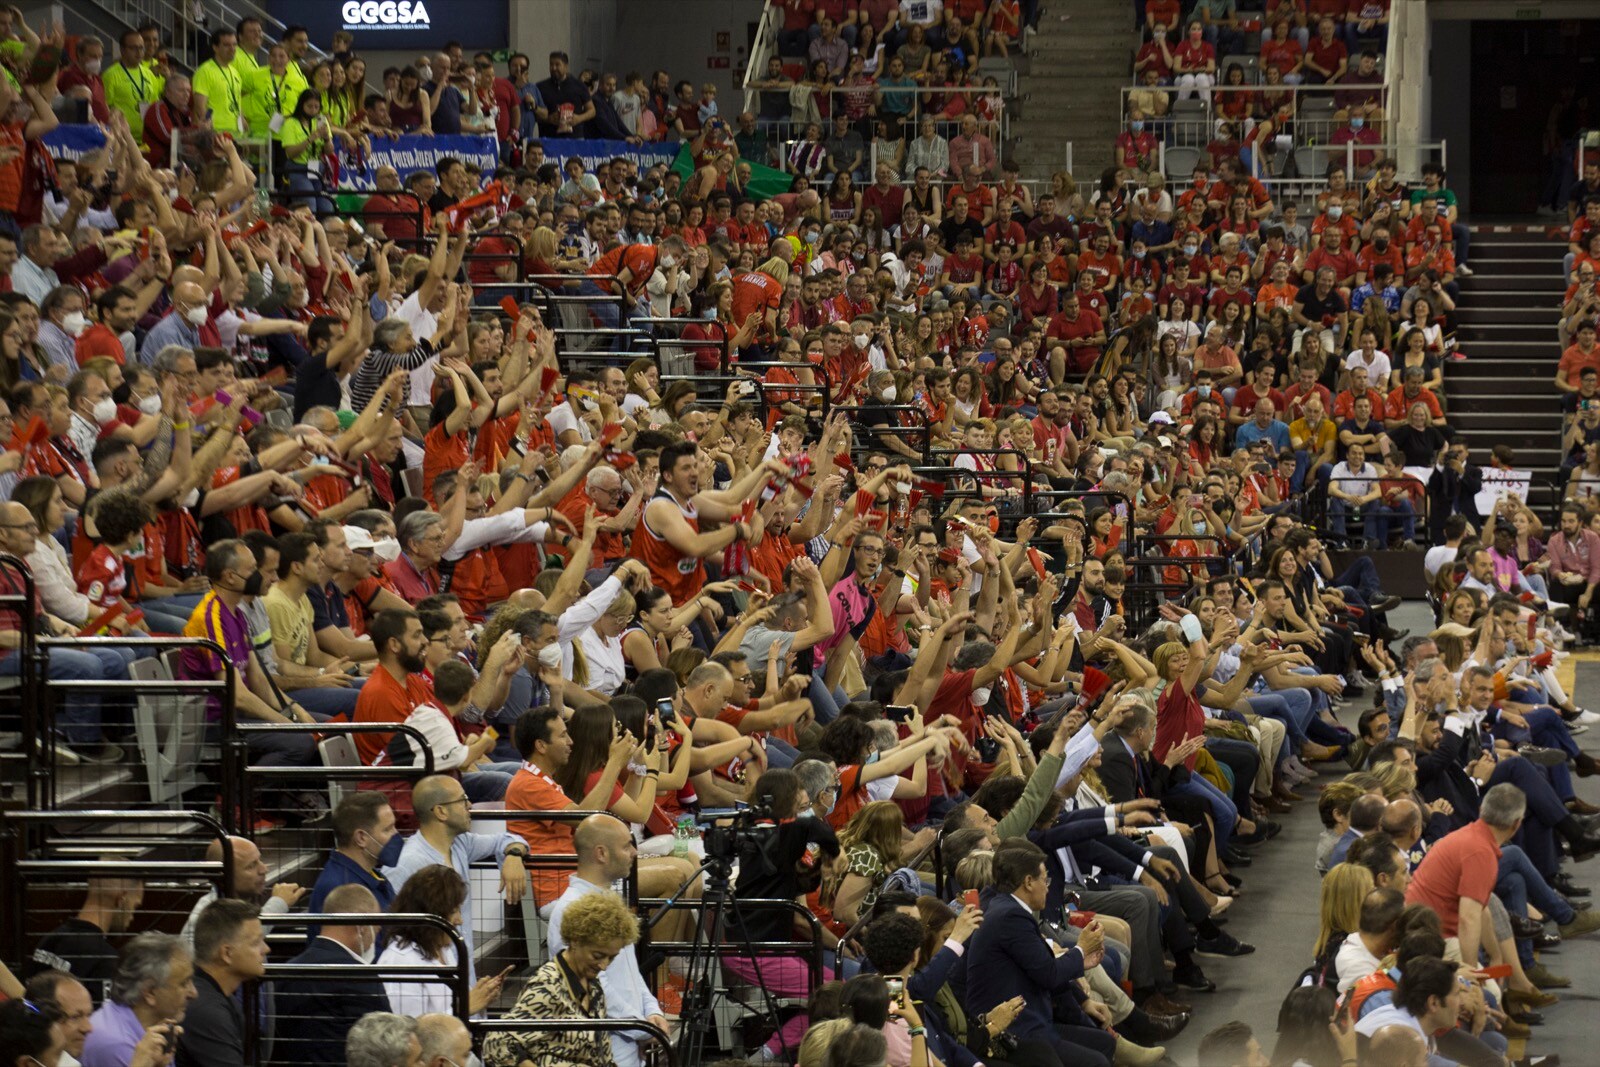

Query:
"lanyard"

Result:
[[271, 73, 286, 112], [119, 62, 148, 99]]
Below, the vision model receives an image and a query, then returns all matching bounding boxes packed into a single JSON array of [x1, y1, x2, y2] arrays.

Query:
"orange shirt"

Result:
[[732, 270, 784, 328], [587, 243, 659, 295], [422, 423, 470, 505], [632, 492, 705, 606]]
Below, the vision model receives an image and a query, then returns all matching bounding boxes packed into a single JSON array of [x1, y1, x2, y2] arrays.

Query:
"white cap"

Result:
[[342, 525, 401, 563], [1148, 410, 1175, 425]]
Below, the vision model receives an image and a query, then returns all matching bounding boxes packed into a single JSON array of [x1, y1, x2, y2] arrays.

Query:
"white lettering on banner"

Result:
[[341, 0, 430, 29], [1473, 467, 1533, 519]]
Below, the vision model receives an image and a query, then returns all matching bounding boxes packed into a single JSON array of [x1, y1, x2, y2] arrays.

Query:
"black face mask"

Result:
[[238, 571, 264, 597]]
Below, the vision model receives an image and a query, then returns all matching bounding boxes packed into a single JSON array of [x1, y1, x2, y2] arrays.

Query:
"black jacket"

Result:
[[269, 938, 389, 1066]]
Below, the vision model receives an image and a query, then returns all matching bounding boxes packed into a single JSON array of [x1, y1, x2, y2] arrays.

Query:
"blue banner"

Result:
[[342, 132, 502, 191], [537, 139, 682, 174], [267, 0, 508, 51], [41, 125, 107, 161]]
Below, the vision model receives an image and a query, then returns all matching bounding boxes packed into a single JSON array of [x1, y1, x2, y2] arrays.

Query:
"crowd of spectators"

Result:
[[0, 5, 1596, 1067]]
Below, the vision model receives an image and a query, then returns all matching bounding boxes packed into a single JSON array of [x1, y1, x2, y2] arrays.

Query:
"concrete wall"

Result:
[[1425, 19, 1473, 208]]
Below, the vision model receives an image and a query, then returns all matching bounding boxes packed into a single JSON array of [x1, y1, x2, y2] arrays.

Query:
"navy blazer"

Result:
[[269, 938, 390, 1066], [964, 890, 1087, 1045]]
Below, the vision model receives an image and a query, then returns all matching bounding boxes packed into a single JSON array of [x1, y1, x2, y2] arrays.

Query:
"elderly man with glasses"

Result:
[[0, 500, 137, 763]]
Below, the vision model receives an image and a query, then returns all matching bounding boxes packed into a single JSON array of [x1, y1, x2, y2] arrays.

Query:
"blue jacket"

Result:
[[270, 938, 390, 1066], [964, 890, 1088, 1044], [307, 848, 400, 941]]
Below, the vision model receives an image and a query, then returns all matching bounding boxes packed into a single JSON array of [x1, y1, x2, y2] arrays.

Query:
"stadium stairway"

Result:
[[1443, 223, 1570, 518], [1009, 0, 1135, 181]]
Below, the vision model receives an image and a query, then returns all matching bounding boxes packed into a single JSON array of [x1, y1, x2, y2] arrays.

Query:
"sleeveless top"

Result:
[[632, 488, 706, 605]]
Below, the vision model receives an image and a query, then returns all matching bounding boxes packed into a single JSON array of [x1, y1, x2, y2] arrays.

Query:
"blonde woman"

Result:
[[828, 800, 911, 925], [1312, 862, 1374, 974]]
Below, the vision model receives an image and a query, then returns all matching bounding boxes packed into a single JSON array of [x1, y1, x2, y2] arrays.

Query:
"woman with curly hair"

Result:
[[827, 800, 908, 925], [484, 891, 640, 1067]]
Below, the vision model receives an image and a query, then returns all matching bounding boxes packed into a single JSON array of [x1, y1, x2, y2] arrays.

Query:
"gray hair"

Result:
[[1480, 783, 1527, 830], [346, 1012, 419, 1067], [1113, 699, 1155, 737], [952, 640, 995, 671], [585, 465, 621, 493], [372, 317, 411, 350], [108, 933, 189, 1007], [151, 345, 195, 377], [397, 510, 443, 552], [1412, 656, 1443, 688], [868, 719, 898, 753], [792, 758, 836, 803]]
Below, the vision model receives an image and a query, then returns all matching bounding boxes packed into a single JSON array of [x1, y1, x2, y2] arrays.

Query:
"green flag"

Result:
[[668, 144, 795, 202]]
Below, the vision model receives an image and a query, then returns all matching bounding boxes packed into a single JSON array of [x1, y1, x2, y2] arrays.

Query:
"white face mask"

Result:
[[659, 255, 676, 269], [853, 334, 870, 350], [895, 480, 912, 495], [91, 397, 117, 425], [138, 394, 163, 416], [61, 312, 88, 336], [536, 643, 562, 669], [417, 65, 433, 81], [83, 59, 102, 75], [881, 384, 897, 402], [183, 304, 208, 326], [357, 928, 376, 964], [971, 686, 992, 707], [578, 396, 599, 412], [1327, 204, 1343, 220]]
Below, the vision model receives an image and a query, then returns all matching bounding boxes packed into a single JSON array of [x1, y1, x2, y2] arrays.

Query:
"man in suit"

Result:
[[1099, 700, 1218, 874], [272, 884, 388, 1065], [965, 839, 1121, 1067]]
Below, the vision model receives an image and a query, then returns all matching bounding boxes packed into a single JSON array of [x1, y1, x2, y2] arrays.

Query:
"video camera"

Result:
[[694, 793, 778, 874]]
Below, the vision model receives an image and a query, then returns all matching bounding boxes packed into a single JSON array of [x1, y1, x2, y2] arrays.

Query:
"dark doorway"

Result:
[[1468, 19, 1598, 214]]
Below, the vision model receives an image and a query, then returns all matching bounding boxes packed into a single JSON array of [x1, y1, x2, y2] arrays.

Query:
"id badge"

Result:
[[268, 112, 284, 133]]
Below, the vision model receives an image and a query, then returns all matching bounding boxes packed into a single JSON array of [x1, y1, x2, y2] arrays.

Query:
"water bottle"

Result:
[[673, 815, 694, 859]]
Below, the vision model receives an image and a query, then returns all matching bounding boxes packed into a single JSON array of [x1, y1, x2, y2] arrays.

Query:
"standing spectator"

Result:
[[534, 51, 594, 138], [192, 30, 244, 137], [102, 29, 162, 142], [58, 35, 111, 125]]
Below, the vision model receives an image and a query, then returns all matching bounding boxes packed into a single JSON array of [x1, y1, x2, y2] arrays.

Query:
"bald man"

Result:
[[28, 874, 145, 999], [180, 836, 306, 950], [139, 279, 216, 360], [415, 1013, 472, 1067], [1366, 1023, 1429, 1067], [277, 884, 388, 1064], [546, 814, 667, 1067]]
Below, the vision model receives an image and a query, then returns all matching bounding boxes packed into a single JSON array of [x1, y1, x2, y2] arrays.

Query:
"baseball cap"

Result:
[[343, 525, 401, 563]]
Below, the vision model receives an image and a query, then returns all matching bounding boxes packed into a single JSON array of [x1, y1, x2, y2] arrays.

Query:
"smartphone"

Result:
[[655, 697, 677, 724], [962, 889, 980, 910], [1179, 614, 1204, 644], [482, 726, 499, 742], [975, 736, 1000, 763], [885, 703, 916, 723], [885, 976, 905, 1000]]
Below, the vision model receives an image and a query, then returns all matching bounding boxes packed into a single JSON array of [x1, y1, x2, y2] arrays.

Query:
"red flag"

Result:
[[917, 479, 947, 499], [77, 603, 125, 637], [538, 367, 560, 399], [600, 423, 624, 447], [853, 489, 874, 518], [443, 181, 506, 231]]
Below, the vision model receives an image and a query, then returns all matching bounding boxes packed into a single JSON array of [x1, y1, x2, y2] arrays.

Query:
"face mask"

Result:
[[818, 791, 837, 817], [1327, 204, 1343, 220], [882, 385, 897, 402], [357, 928, 377, 964], [537, 643, 563, 669], [61, 312, 88, 336], [1197, 385, 1212, 398], [1133, 249, 1146, 260], [1182, 245, 1197, 256], [417, 65, 432, 81], [91, 398, 117, 425], [805, 232, 820, 246], [1130, 121, 1144, 133], [183, 304, 208, 326], [971, 686, 993, 707], [579, 396, 599, 412], [1193, 520, 1207, 535], [864, 749, 880, 765], [659, 254, 675, 269], [853, 334, 869, 350], [84, 59, 102, 75], [239, 571, 264, 597], [1350, 117, 1364, 130]]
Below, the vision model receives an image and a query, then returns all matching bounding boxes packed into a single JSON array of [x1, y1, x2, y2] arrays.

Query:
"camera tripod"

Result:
[[646, 846, 799, 1065]]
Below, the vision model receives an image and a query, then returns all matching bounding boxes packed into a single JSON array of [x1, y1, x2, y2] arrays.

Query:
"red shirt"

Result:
[[353, 664, 436, 764], [78, 543, 128, 609], [1045, 309, 1105, 374], [1306, 36, 1347, 74], [1260, 37, 1302, 74], [1154, 680, 1205, 770], [1404, 818, 1501, 938], [588, 243, 660, 295]]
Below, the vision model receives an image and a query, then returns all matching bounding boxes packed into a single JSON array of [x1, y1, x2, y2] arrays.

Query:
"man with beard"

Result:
[[351, 609, 433, 765], [28, 877, 146, 999]]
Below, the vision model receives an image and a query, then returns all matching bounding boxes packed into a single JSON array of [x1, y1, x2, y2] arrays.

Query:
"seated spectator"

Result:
[[344, 1013, 420, 1067], [79, 933, 193, 1067], [274, 885, 387, 1065], [176, 900, 266, 1067], [377, 865, 506, 1019], [26, 877, 144, 1001]]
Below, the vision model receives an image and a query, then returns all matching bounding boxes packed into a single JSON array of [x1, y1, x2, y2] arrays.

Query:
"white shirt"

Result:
[[377, 938, 459, 1018], [180, 890, 290, 950], [393, 702, 472, 770], [548, 877, 661, 1067], [1344, 348, 1392, 385], [396, 291, 440, 405], [1329, 460, 1377, 500], [1334, 934, 1384, 993], [558, 577, 626, 679], [1423, 544, 1459, 581], [29, 537, 93, 624], [577, 627, 628, 696], [548, 400, 593, 443]]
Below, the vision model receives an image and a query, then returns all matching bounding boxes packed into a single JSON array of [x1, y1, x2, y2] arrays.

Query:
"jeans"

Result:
[[285, 166, 333, 215], [808, 671, 844, 724], [577, 278, 624, 331], [1331, 554, 1384, 602], [1247, 691, 1311, 748], [0, 644, 135, 746], [1170, 772, 1238, 850], [1497, 842, 1574, 967], [1328, 499, 1413, 544], [764, 736, 801, 768], [139, 592, 205, 633], [463, 767, 515, 801], [287, 683, 363, 718]]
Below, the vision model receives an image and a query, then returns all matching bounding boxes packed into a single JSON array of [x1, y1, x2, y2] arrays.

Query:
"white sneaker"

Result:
[[1576, 709, 1600, 725], [46, 738, 81, 766], [1456, 264, 1474, 276]]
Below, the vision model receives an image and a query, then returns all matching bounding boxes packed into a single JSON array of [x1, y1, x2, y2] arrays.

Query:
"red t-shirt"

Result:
[[1154, 680, 1205, 770], [78, 543, 128, 609], [1404, 818, 1500, 938], [354, 665, 436, 764]]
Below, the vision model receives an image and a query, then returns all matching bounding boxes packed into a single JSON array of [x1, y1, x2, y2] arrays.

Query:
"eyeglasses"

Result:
[[0, 521, 38, 532], [436, 796, 471, 809], [732, 673, 754, 685]]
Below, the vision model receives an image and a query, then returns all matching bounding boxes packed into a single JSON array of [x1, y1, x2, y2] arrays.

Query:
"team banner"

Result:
[[340, 133, 503, 191], [534, 138, 682, 175], [41, 124, 108, 161]]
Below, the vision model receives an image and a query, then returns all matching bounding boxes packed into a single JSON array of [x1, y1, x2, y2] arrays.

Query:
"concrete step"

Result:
[[1453, 306, 1559, 325], [1464, 258, 1566, 277], [1447, 375, 1565, 394], [1458, 275, 1559, 292], [1456, 323, 1554, 341]]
